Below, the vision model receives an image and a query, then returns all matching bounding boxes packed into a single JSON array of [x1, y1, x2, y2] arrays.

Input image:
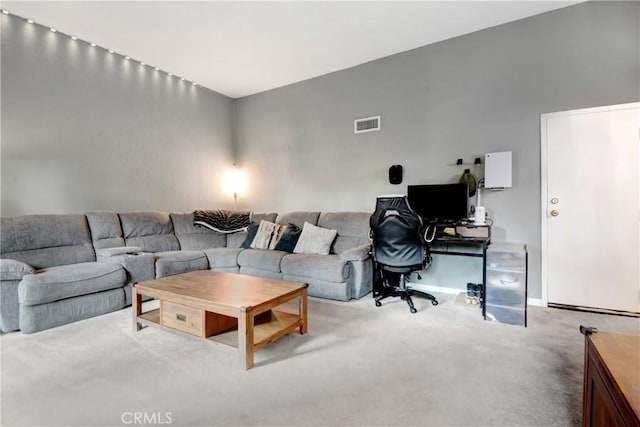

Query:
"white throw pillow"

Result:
[[251, 220, 277, 249], [293, 222, 338, 255], [250, 220, 287, 250]]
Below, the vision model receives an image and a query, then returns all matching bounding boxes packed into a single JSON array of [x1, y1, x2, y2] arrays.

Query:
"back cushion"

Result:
[[119, 212, 180, 253], [86, 212, 125, 250], [0, 214, 96, 269], [317, 212, 371, 255], [226, 212, 277, 248], [170, 212, 226, 250], [275, 211, 321, 228]]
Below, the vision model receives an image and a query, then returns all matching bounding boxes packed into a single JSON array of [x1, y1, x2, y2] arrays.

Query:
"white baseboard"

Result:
[[528, 298, 545, 307]]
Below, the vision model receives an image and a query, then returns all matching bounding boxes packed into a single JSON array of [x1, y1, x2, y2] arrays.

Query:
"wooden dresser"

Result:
[[582, 329, 640, 427]]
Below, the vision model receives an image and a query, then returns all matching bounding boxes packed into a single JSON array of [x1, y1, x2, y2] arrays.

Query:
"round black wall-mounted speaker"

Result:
[[389, 165, 403, 185]]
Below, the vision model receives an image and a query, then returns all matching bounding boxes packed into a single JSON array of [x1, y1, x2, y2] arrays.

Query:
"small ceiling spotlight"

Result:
[[4, 14, 203, 92]]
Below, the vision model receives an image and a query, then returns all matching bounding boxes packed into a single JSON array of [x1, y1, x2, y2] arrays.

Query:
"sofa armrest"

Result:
[[338, 244, 371, 262], [0, 259, 35, 281], [101, 252, 155, 284]]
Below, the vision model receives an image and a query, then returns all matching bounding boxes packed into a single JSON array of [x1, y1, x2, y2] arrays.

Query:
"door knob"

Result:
[[551, 198, 559, 204], [550, 210, 559, 217]]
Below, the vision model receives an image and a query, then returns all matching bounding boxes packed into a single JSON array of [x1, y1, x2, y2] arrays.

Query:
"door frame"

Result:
[[540, 102, 639, 308]]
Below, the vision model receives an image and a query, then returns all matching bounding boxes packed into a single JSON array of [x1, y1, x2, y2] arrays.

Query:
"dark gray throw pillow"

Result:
[[240, 222, 260, 249], [274, 223, 302, 252]]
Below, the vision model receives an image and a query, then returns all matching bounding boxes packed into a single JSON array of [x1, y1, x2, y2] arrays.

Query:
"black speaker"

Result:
[[389, 165, 403, 185]]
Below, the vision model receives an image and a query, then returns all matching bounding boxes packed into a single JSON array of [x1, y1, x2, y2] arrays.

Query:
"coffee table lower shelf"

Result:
[[137, 307, 303, 351]]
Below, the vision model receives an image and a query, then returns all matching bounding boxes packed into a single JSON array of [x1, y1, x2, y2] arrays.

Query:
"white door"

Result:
[[541, 103, 640, 313]]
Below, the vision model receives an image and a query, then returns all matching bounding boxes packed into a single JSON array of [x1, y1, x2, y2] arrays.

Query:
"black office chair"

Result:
[[370, 195, 438, 313]]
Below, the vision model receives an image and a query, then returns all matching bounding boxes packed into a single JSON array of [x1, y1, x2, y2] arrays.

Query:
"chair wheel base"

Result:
[[373, 284, 438, 313]]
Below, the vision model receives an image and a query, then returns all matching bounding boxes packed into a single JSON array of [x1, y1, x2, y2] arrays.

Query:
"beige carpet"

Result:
[[1, 293, 638, 427]]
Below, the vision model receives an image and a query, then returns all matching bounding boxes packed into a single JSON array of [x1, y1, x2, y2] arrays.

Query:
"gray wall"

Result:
[[235, 1, 640, 298], [2, 2, 638, 299], [1, 14, 235, 216]]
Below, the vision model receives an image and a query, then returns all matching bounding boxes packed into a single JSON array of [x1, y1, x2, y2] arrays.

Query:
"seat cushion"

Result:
[[281, 254, 349, 283], [19, 262, 127, 306], [154, 251, 208, 278], [86, 212, 126, 250], [237, 249, 287, 273], [1, 214, 96, 269], [119, 212, 180, 253], [317, 212, 371, 255], [204, 248, 243, 269]]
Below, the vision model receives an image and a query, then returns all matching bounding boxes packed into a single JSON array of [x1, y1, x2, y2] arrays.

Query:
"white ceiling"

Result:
[[4, 1, 578, 98]]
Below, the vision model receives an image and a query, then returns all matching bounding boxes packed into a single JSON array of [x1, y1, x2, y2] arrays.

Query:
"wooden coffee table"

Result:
[[132, 270, 308, 369]]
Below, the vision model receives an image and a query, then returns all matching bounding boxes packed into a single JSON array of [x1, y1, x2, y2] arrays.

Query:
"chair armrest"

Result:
[[0, 259, 36, 281], [339, 244, 372, 262]]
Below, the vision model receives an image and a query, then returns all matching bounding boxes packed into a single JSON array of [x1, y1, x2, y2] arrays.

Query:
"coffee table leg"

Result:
[[300, 288, 308, 335], [238, 307, 254, 370], [133, 286, 142, 332]]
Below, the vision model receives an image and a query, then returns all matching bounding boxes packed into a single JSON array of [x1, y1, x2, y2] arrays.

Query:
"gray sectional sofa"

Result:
[[0, 210, 373, 334]]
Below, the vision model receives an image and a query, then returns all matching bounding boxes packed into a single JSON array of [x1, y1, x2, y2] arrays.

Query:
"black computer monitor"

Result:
[[407, 183, 469, 223]]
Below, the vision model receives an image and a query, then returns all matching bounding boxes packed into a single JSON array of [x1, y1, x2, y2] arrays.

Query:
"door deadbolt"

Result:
[[551, 198, 559, 204], [550, 210, 559, 217]]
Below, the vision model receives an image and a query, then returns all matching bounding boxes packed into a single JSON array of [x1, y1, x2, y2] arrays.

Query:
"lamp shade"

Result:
[[223, 167, 247, 197]]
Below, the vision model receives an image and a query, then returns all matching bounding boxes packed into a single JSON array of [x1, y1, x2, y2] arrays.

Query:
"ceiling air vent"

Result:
[[354, 116, 381, 134]]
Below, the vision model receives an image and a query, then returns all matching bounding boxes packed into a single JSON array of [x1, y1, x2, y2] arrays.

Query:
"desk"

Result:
[[430, 226, 491, 318]]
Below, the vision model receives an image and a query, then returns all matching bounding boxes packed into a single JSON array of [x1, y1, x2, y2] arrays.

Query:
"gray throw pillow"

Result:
[[293, 222, 338, 255]]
